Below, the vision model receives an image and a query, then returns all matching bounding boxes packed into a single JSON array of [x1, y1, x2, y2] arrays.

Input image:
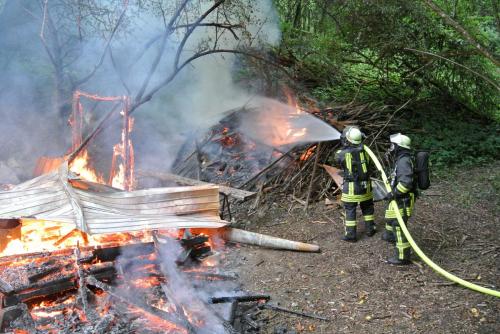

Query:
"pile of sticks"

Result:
[[240, 102, 399, 206], [169, 100, 400, 209]]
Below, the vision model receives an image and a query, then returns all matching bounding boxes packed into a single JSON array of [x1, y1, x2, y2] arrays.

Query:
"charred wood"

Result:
[[185, 272, 238, 281], [75, 244, 95, 321], [85, 275, 186, 329], [80, 242, 155, 264], [28, 265, 65, 283], [210, 294, 270, 304]]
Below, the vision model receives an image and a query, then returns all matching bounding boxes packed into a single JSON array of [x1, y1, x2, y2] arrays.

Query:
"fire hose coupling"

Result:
[[363, 145, 500, 298]]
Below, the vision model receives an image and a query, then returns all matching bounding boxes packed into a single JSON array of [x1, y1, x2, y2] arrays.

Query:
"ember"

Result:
[[0, 228, 234, 333]]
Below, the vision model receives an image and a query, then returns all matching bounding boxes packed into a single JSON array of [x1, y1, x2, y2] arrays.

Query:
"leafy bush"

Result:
[[404, 105, 500, 172]]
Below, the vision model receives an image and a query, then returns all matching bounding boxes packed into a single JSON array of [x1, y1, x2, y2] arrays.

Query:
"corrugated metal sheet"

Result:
[[0, 163, 227, 234]]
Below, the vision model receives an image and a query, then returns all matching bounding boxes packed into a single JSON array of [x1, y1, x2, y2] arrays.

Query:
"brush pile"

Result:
[[171, 100, 400, 208]]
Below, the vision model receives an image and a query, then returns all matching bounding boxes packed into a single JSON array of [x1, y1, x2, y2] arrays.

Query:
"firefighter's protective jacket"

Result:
[[391, 150, 415, 197], [334, 144, 373, 202], [385, 149, 416, 219]]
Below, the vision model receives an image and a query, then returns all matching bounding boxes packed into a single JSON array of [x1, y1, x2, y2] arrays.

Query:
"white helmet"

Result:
[[345, 127, 363, 145], [390, 133, 411, 149]]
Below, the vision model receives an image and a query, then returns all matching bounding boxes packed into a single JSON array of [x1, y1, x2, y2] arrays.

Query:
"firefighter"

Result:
[[334, 126, 375, 242], [383, 133, 416, 265]]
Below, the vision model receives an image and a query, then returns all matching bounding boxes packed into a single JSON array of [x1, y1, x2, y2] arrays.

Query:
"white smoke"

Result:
[[0, 0, 282, 182]]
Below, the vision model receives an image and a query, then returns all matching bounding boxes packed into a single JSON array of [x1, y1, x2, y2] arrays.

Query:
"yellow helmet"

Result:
[[345, 127, 362, 145], [390, 133, 411, 149]]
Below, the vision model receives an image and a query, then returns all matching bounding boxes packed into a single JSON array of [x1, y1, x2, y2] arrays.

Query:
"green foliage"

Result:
[[273, 0, 499, 169], [273, 0, 499, 116], [405, 103, 500, 171]]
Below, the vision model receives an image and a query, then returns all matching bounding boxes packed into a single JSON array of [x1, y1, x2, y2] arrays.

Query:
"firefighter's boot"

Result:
[[341, 227, 357, 242], [387, 255, 411, 266], [365, 221, 376, 237]]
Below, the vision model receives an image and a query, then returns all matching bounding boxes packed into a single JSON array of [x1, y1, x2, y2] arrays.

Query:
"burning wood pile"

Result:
[[166, 93, 399, 208], [0, 85, 397, 332], [0, 226, 259, 333]]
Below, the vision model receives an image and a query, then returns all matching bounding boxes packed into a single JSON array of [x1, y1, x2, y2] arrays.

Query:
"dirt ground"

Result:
[[226, 162, 500, 333]]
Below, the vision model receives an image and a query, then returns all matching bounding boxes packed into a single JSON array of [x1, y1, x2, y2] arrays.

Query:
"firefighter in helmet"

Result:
[[334, 126, 376, 242], [383, 133, 416, 265]]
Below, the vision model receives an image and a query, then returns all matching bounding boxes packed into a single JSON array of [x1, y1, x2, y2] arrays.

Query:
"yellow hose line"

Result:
[[363, 145, 500, 297]]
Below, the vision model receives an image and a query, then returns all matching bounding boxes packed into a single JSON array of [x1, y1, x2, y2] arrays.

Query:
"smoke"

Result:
[[155, 237, 228, 334], [0, 0, 282, 182]]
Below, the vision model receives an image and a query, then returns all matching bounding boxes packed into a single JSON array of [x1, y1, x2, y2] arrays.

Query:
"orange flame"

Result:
[[0, 219, 152, 257], [69, 150, 104, 183], [299, 145, 316, 161]]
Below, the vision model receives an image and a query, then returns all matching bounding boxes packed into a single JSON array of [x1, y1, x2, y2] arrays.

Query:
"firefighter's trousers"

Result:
[[343, 199, 375, 237], [384, 193, 415, 260]]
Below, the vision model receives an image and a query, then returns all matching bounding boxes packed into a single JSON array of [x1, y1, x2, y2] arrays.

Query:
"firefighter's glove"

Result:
[[384, 192, 395, 201]]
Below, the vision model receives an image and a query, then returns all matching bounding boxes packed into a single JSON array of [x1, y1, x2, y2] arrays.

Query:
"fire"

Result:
[[110, 114, 135, 190], [129, 276, 161, 289], [69, 150, 104, 183], [299, 145, 316, 161], [69, 91, 135, 191], [31, 309, 63, 319], [0, 219, 152, 257], [0, 223, 220, 333]]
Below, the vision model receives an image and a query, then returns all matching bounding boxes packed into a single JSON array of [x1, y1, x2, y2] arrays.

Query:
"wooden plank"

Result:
[[95, 184, 220, 198], [321, 164, 343, 188], [138, 170, 256, 201], [86, 214, 222, 223], [80, 200, 220, 216]]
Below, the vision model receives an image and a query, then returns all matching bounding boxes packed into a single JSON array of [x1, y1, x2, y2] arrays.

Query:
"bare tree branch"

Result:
[[109, 46, 131, 95], [404, 48, 500, 91], [175, 22, 242, 39], [38, 0, 58, 68], [134, 0, 190, 103], [173, 0, 225, 70], [73, 0, 129, 87], [131, 48, 290, 114]]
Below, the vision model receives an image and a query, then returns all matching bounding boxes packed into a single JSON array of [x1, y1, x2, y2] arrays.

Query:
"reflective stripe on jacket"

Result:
[[334, 144, 373, 203], [390, 150, 416, 197]]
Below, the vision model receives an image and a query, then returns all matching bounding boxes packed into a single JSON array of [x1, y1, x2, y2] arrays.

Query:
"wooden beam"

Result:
[[138, 170, 256, 201]]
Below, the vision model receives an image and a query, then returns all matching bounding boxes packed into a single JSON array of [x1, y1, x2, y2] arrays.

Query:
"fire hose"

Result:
[[363, 145, 500, 298]]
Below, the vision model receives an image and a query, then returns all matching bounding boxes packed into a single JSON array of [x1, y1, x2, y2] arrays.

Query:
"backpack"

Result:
[[414, 151, 431, 190]]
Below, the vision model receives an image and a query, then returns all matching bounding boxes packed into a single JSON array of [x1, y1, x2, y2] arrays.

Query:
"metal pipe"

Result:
[[221, 228, 320, 252]]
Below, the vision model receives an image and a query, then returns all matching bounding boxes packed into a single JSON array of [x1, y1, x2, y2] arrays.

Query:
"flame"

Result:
[[69, 150, 104, 183], [299, 145, 316, 161], [0, 219, 152, 257], [129, 276, 161, 289], [69, 92, 135, 190], [110, 115, 135, 190]]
